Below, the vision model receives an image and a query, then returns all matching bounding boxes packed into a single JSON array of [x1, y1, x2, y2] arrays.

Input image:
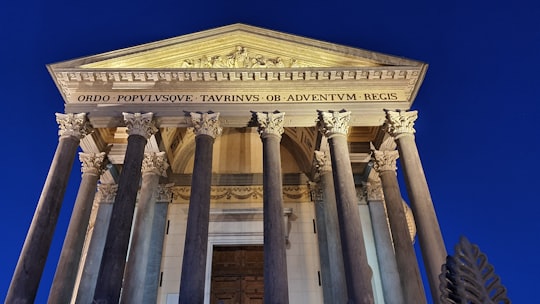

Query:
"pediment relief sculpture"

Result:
[[180, 46, 306, 68]]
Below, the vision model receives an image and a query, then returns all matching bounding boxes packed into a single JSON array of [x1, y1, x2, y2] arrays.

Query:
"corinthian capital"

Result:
[[313, 150, 332, 174], [365, 179, 384, 201], [385, 110, 418, 139], [97, 183, 118, 204], [190, 112, 223, 138], [79, 152, 107, 176], [155, 183, 174, 202], [255, 112, 285, 138], [142, 152, 169, 176], [122, 112, 157, 139], [317, 110, 351, 138], [371, 150, 399, 173], [55, 113, 93, 139]]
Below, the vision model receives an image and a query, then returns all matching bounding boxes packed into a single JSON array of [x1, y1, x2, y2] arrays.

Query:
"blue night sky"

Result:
[[1, 0, 538, 303]]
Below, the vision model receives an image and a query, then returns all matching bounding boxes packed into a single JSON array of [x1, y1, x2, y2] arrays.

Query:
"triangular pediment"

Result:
[[51, 24, 423, 69]]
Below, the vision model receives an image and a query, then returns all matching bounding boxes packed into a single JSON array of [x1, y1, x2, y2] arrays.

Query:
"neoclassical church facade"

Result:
[[7, 24, 447, 304]]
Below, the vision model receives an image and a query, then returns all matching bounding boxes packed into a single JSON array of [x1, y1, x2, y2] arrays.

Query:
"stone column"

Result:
[[255, 112, 289, 304], [48, 152, 107, 303], [75, 183, 117, 304], [179, 112, 222, 304], [372, 149, 426, 303], [317, 110, 374, 304], [121, 152, 168, 303], [312, 150, 347, 304], [385, 110, 447, 303], [6, 113, 91, 304], [365, 178, 405, 304], [93, 112, 157, 304], [143, 184, 173, 304]]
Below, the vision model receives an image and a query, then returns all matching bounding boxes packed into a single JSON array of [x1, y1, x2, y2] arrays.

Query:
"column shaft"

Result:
[[313, 149, 348, 303], [378, 169, 426, 303], [93, 134, 147, 303], [121, 173, 160, 303], [121, 152, 168, 303], [7, 112, 88, 303], [74, 184, 116, 304], [328, 135, 374, 304], [396, 135, 446, 302], [179, 134, 215, 303], [48, 152, 105, 303], [143, 197, 170, 304], [262, 133, 289, 304], [368, 198, 405, 304]]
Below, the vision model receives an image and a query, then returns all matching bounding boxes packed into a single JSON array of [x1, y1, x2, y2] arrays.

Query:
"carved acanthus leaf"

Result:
[[385, 110, 418, 138], [190, 112, 223, 138], [180, 46, 306, 69], [79, 152, 107, 176], [97, 183, 118, 203], [56, 113, 93, 139], [313, 150, 332, 175], [142, 152, 169, 176], [372, 150, 399, 173], [366, 180, 384, 201], [155, 183, 174, 202], [317, 110, 351, 137], [122, 112, 157, 139], [255, 112, 285, 138]]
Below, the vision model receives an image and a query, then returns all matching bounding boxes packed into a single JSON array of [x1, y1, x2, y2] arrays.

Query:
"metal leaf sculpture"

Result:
[[439, 236, 511, 304]]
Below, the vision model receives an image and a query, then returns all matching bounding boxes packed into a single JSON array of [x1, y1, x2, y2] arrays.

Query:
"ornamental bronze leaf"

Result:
[[439, 236, 511, 304]]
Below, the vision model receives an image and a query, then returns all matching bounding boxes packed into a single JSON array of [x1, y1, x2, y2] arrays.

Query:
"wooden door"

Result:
[[210, 246, 264, 304]]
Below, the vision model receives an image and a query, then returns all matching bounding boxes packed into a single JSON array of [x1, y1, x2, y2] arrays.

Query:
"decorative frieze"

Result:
[[122, 112, 158, 138], [79, 152, 107, 176], [255, 112, 285, 138], [317, 110, 351, 137], [171, 185, 311, 204], [385, 110, 418, 139], [371, 150, 399, 173], [189, 112, 223, 138], [141, 152, 169, 176], [55, 113, 92, 139]]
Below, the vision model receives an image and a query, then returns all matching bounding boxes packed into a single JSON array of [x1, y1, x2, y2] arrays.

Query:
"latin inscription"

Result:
[[75, 92, 400, 103]]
